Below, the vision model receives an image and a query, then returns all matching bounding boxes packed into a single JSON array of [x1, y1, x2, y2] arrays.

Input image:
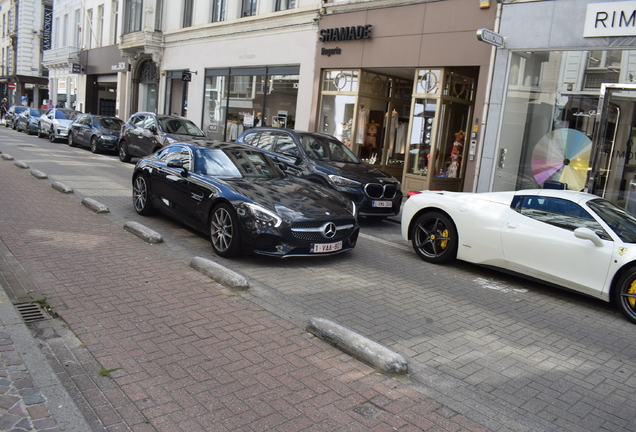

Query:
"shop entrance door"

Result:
[[589, 84, 636, 212]]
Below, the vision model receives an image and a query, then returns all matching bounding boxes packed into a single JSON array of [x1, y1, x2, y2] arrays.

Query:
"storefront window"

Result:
[[408, 99, 437, 175], [202, 67, 299, 141], [320, 94, 356, 147], [203, 75, 227, 141], [322, 70, 358, 92], [493, 49, 636, 206]]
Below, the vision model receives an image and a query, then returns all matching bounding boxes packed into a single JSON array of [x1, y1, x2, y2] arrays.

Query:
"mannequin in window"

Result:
[[445, 130, 464, 178], [367, 120, 379, 147], [356, 105, 369, 145]]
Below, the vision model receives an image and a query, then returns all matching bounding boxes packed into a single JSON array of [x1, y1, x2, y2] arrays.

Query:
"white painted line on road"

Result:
[[359, 232, 412, 252]]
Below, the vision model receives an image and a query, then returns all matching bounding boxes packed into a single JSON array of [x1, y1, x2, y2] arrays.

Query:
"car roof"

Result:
[[242, 127, 338, 141], [515, 189, 599, 204]]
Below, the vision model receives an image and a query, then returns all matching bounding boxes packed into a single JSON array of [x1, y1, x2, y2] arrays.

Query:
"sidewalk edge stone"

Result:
[[191, 256, 249, 290]]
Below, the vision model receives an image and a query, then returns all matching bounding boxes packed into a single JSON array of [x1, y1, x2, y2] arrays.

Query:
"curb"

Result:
[[30, 170, 47, 179], [52, 181, 74, 194], [81, 197, 109, 213], [307, 317, 409, 375], [191, 256, 250, 290], [123, 221, 163, 243], [14, 160, 29, 169]]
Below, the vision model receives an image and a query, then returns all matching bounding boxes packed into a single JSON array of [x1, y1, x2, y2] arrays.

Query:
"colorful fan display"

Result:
[[531, 128, 592, 191]]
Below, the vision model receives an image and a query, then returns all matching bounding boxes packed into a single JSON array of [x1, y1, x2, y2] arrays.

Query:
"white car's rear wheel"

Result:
[[410, 211, 457, 264]]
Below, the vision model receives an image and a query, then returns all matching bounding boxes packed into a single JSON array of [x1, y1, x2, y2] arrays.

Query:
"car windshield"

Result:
[[96, 117, 124, 129], [28, 108, 42, 116], [588, 198, 636, 243], [158, 118, 206, 137], [299, 135, 360, 163], [194, 148, 281, 180], [15, 106, 28, 114], [55, 109, 80, 120]]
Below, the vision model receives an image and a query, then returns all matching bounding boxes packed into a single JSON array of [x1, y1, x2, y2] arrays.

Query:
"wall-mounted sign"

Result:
[[584, 1, 636, 37], [476, 28, 506, 48], [111, 61, 127, 71], [70, 63, 82, 74], [182, 71, 192, 81], [319, 25, 372, 42], [43, 7, 52, 50], [321, 47, 342, 56]]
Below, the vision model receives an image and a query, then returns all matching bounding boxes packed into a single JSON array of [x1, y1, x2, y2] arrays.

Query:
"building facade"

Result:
[[481, 0, 636, 213], [0, 0, 50, 107]]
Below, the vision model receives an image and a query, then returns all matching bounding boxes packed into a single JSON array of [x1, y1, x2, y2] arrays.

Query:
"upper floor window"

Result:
[[123, 0, 143, 34], [276, 0, 296, 11], [183, 0, 193, 27], [155, 0, 163, 30], [211, 0, 226, 23], [584, 50, 623, 90], [97, 5, 104, 47], [112, 1, 119, 44], [242, 0, 257, 17]]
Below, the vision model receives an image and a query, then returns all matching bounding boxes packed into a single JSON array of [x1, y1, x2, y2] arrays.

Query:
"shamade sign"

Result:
[[319, 25, 372, 42]]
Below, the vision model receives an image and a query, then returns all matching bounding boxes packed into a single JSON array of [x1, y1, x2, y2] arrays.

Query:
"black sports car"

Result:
[[132, 142, 359, 258]]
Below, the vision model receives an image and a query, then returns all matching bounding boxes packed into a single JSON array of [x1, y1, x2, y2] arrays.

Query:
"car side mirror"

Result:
[[167, 159, 188, 177], [574, 227, 604, 247], [277, 162, 287, 171], [149, 125, 157, 134]]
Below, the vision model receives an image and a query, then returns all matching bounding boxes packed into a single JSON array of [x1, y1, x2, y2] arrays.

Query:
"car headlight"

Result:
[[349, 200, 357, 218], [163, 136, 178, 145], [328, 174, 361, 188], [243, 202, 282, 228]]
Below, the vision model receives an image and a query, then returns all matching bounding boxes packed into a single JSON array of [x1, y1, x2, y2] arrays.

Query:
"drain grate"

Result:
[[15, 303, 50, 323]]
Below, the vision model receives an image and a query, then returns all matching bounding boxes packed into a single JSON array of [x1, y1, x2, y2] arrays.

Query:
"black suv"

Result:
[[236, 127, 403, 219], [118, 112, 206, 162]]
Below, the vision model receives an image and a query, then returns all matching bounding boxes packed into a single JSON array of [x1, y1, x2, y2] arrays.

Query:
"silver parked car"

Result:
[[38, 108, 82, 142]]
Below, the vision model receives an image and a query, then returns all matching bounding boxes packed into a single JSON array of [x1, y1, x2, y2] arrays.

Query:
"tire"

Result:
[[90, 136, 99, 153], [614, 266, 636, 324], [37, 124, 45, 138], [409, 210, 458, 264], [210, 203, 242, 258], [26, 126, 34, 135], [68, 132, 76, 147], [118, 140, 131, 162], [132, 174, 154, 215], [48, 127, 56, 142]]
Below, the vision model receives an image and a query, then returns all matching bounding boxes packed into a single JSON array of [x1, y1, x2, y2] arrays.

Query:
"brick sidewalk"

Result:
[[0, 157, 490, 431]]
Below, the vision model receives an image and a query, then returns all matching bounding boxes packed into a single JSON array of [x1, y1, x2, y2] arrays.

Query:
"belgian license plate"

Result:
[[372, 200, 392, 208], [310, 241, 343, 253]]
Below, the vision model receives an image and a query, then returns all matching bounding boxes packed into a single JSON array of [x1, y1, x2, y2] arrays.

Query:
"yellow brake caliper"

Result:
[[628, 279, 636, 308], [439, 229, 449, 250]]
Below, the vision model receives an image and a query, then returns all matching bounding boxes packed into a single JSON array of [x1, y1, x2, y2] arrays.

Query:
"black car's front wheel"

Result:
[[132, 174, 154, 215], [614, 266, 636, 324], [119, 140, 131, 162], [210, 203, 242, 258], [90, 136, 99, 153], [68, 132, 76, 147], [410, 211, 458, 264]]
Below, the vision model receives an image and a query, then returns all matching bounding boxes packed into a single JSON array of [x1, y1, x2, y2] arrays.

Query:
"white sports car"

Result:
[[401, 189, 636, 324]]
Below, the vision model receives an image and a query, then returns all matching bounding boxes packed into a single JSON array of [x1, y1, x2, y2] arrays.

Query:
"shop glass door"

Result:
[[589, 84, 636, 212]]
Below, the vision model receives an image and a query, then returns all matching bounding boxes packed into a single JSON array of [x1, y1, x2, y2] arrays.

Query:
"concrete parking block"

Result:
[[81, 197, 109, 213], [30, 170, 47, 179], [1, 153, 13, 160], [14, 160, 29, 169], [191, 256, 250, 290], [307, 317, 409, 375], [51, 181, 73, 194], [123, 221, 163, 243]]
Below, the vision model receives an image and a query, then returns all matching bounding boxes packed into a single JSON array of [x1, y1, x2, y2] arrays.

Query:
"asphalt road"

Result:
[[1, 125, 635, 432]]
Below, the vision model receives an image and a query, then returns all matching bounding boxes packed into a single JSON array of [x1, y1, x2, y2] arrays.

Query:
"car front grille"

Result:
[[364, 183, 397, 200], [291, 219, 356, 242]]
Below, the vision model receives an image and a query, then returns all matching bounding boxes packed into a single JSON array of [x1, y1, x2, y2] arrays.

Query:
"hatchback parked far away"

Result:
[[236, 127, 403, 219], [68, 114, 124, 153], [118, 112, 206, 162]]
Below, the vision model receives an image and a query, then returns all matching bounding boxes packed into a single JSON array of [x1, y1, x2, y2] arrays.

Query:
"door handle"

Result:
[[507, 223, 517, 229]]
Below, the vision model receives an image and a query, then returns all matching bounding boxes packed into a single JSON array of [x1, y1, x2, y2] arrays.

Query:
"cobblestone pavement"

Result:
[[0, 144, 490, 430]]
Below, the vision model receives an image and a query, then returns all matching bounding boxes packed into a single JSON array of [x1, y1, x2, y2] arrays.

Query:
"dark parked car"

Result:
[[119, 112, 206, 162], [15, 108, 44, 135], [5, 105, 29, 129], [68, 114, 124, 153], [38, 108, 82, 142], [132, 141, 359, 258], [236, 127, 403, 219]]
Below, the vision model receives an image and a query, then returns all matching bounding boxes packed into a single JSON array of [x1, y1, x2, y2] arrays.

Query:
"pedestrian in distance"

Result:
[[0, 98, 7, 122]]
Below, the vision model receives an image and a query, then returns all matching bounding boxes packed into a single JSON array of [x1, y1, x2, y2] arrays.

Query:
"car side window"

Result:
[[274, 134, 299, 157], [254, 132, 274, 151], [131, 115, 146, 128], [159, 146, 191, 170], [514, 196, 611, 240], [241, 132, 260, 146]]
